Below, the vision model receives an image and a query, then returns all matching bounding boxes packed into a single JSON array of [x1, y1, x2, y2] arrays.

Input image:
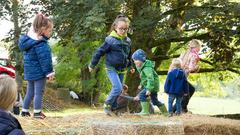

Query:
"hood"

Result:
[[0, 109, 14, 127], [172, 68, 185, 79], [139, 60, 155, 70], [18, 34, 48, 51], [109, 30, 127, 40]]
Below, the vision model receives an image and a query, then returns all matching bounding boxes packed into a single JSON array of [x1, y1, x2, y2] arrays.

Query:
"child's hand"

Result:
[[47, 72, 55, 81], [88, 66, 93, 72], [130, 68, 135, 74], [48, 75, 54, 81], [146, 91, 151, 96], [133, 96, 139, 101], [138, 85, 142, 90]]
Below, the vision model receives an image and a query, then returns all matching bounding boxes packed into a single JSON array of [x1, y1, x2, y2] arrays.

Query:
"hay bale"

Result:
[[22, 118, 184, 135], [91, 121, 184, 135]]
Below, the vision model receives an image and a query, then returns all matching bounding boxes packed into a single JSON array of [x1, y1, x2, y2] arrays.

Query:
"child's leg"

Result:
[[13, 106, 20, 115], [22, 81, 34, 112], [105, 70, 123, 109], [176, 96, 183, 114], [181, 81, 195, 112], [150, 92, 162, 106], [33, 78, 46, 113], [138, 89, 147, 102], [150, 92, 167, 114], [136, 89, 150, 115], [168, 94, 175, 114]]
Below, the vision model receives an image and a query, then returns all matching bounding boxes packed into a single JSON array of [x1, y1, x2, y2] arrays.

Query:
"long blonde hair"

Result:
[[0, 75, 17, 110]]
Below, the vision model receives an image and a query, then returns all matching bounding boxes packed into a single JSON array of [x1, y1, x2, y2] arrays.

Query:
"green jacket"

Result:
[[136, 60, 160, 93]]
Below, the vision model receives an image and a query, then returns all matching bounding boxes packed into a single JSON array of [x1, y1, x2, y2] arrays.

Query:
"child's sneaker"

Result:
[[21, 111, 31, 117], [104, 103, 112, 116], [168, 113, 173, 117], [34, 112, 46, 119], [175, 112, 181, 116]]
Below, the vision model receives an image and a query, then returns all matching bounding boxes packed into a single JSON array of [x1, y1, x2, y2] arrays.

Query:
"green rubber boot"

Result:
[[136, 102, 150, 115], [158, 104, 168, 116]]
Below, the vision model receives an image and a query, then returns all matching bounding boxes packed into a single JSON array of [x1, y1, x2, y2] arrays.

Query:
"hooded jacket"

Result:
[[179, 49, 200, 75], [90, 31, 132, 71], [136, 60, 160, 93], [18, 34, 53, 81], [164, 68, 189, 96], [0, 109, 25, 135]]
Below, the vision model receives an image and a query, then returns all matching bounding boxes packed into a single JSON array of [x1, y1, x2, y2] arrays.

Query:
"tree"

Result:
[[31, 0, 124, 104], [33, 0, 240, 110], [0, 0, 33, 91]]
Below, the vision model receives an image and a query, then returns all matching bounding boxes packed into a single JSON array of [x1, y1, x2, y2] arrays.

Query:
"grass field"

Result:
[[189, 97, 240, 115], [158, 93, 240, 115]]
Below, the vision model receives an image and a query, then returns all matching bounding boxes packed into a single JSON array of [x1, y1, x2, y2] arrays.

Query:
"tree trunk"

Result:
[[11, 0, 23, 92], [124, 0, 191, 112]]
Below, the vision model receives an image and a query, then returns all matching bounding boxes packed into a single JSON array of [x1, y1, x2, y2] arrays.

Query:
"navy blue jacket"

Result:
[[0, 109, 25, 135], [18, 35, 53, 81], [164, 68, 189, 96], [90, 35, 132, 71]]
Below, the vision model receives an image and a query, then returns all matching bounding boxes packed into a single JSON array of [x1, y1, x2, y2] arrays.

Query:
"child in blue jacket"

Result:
[[18, 14, 54, 119], [0, 75, 25, 135], [89, 14, 134, 115], [164, 58, 189, 116]]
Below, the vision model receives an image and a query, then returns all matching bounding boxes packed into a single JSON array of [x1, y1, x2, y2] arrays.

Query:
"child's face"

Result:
[[133, 60, 143, 67], [42, 23, 53, 38], [115, 21, 129, 37]]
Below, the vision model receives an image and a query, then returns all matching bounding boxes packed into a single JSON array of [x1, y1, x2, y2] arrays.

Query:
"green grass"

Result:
[[158, 92, 240, 115], [189, 97, 240, 115], [45, 96, 240, 117], [45, 105, 99, 117]]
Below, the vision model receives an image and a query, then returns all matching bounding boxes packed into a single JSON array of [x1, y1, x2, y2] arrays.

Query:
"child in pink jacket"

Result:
[[169, 39, 202, 113]]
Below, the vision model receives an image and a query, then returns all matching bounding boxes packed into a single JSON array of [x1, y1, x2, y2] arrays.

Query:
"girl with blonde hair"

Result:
[[0, 75, 25, 135], [172, 39, 202, 113]]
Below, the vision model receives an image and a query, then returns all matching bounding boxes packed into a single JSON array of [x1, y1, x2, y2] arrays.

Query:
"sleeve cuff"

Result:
[[46, 72, 55, 77]]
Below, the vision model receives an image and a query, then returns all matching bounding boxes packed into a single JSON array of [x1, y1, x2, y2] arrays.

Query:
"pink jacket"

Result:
[[179, 49, 200, 75]]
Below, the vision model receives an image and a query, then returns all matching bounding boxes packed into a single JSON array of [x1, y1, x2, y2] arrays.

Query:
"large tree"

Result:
[[32, 0, 240, 109], [0, 0, 33, 91]]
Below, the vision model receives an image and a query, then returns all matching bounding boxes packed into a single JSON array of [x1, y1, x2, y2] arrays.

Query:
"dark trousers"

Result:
[[13, 107, 20, 115], [139, 88, 164, 107], [173, 81, 195, 112]]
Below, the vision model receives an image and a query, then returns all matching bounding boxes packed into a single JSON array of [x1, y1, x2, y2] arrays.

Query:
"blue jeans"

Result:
[[105, 69, 124, 108], [139, 88, 164, 107], [168, 94, 182, 114], [23, 78, 46, 111]]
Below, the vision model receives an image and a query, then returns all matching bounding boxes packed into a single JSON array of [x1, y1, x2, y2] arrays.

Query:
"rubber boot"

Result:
[[158, 104, 168, 116], [136, 102, 150, 115]]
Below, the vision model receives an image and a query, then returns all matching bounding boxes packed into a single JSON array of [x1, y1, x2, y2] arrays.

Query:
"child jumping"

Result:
[[169, 39, 202, 113], [89, 14, 134, 115], [18, 14, 54, 119], [0, 75, 25, 134], [164, 58, 189, 117], [132, 49, 167, 115]]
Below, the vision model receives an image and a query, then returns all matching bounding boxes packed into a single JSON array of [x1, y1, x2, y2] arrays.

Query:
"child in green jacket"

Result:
[[132, 49, 167, 115]]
